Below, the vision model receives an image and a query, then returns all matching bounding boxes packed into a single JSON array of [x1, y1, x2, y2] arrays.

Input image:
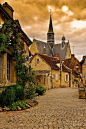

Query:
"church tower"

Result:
[[47, 11, 54, 49], [62, 35, 65, 48]]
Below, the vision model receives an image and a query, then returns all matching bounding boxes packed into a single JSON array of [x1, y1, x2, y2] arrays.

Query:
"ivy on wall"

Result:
[[0, 20, 35, 88]]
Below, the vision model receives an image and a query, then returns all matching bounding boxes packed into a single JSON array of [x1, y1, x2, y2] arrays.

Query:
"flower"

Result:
[[16, 29, 18, 31], [15, 44, 18, 46], [27, 67, 29, 70], [24, 50, 26, 53]]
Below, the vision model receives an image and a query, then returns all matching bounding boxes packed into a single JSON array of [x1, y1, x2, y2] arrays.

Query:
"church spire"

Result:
[[48, 10, 53, 33], [47, 10, 54, 49]]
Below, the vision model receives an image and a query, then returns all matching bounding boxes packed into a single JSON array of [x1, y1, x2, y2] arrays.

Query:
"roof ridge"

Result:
[[35, 39, 47, 44], [37, 53, 59, 59]]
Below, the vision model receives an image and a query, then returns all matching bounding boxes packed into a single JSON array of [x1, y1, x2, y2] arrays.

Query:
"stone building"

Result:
[[30, 53, 71, 89], [30, 12, 71, 61], [0, 2, 32, 86], [80, 56, 86, 86], [63, 54, 82, 87]]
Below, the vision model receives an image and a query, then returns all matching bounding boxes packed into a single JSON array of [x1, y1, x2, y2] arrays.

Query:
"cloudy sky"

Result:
[[1, 0, 86, 60]]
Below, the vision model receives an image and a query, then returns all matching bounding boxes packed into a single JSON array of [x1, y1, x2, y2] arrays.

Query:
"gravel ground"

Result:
[[0, 87, 86, 129]]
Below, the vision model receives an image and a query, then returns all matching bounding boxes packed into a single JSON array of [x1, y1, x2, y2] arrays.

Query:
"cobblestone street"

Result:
[[0, 87, 86, 129]]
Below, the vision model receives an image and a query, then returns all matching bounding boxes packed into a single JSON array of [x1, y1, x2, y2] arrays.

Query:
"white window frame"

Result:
[[56, 74, 58, 81], [65, 73, 69, 82], [52, 73, 55, 79]]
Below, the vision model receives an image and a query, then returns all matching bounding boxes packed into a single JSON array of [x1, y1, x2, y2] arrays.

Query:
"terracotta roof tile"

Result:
[[62, 64, 71, 73]]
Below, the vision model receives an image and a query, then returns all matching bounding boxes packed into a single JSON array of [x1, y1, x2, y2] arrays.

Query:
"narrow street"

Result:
[[0, 87, 86, 129]]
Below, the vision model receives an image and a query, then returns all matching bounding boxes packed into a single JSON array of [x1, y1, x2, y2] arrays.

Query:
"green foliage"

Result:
[[0, 20, 29, 88], [14, 85, 24, 101], [0, 86, 16, 107], [9, 85, 24, 101], [0, 85, 24, 107], [36, 85, 46, 95], [8, 100, 27, 111], [24, 82, 36, 99]]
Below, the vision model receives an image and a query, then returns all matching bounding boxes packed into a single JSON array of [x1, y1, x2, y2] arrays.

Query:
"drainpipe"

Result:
[[59, 61, 62, 87], [51, 69, 53, 88]]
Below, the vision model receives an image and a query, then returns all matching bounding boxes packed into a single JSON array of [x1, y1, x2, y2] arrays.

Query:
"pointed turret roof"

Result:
[[48, 13, 54, 33], [62, 35, 65, 41]]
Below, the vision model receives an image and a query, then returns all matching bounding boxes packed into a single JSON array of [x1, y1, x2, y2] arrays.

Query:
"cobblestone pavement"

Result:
[[0, 87, 86, 129]]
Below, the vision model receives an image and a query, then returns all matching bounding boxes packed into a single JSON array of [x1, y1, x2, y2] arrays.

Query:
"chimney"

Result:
[[3, 2, 14, 18]]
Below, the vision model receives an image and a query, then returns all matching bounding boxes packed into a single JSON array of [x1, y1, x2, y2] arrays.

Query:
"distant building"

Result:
[[80, 56, 86, 86], [64, 54, 82, 87], [30, 53, 71, 89], [30, 12, 71, 61]]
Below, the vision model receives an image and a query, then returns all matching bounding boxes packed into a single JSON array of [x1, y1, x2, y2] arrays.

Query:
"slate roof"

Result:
[[53, 42, 68, 61], [0, 3, 32, 46], [34, 39, 68, 60], [35, 39, 53, 56]]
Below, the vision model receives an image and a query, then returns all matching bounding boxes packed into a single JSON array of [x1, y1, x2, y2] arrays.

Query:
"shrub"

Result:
[[36, 85, 46, 95], [8, 100, 27, 111], [0, 85, 24, 107], [0, 87, 16, 107], [24, 82, 36, 99], [6, 85, 24, 101], [14, 85, 24, 101]]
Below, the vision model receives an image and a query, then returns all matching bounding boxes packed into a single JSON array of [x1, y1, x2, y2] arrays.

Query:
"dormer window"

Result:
[[76, 64, 79, 70], [37, 59, 39, 63]]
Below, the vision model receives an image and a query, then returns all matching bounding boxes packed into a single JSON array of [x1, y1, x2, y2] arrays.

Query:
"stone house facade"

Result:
[[30, 53, 71, 89], [0, 2, 32, 86]]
